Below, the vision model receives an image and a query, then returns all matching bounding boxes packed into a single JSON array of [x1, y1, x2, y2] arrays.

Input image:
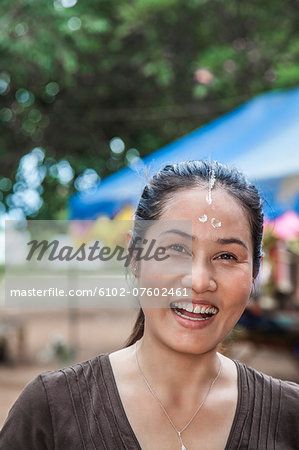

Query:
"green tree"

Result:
[[0, 0, 298, 219]]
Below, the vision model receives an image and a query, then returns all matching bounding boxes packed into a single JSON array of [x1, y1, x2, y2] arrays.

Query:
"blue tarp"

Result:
[[69, 87, 299, 220]]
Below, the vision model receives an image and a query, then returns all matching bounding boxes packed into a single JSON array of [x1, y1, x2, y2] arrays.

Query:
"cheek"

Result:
[[138, 271, 164, 310], [138, 259, 182, 308], [224, 273, 252, 310]]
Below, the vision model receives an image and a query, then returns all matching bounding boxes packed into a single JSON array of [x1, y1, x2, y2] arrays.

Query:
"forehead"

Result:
[[158, 187, 252, 246]]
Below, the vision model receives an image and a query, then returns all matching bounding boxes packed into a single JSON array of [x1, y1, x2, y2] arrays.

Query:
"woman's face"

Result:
[[137, 186, 254, 355]]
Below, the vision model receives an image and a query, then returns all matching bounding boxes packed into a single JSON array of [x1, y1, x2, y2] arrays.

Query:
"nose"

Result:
[[181, 258, 217, 293]]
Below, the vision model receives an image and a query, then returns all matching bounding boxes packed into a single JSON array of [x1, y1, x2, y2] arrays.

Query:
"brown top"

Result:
[[0, 353, 298, 449]]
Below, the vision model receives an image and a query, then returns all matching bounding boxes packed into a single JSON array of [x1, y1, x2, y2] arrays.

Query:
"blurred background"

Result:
[[0, 0, 299, 427]]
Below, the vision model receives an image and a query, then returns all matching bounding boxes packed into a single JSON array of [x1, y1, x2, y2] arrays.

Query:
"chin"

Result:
[[160, 334, 220, 356]]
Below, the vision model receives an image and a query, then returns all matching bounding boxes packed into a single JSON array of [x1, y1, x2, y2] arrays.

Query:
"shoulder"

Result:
[[6, 372, 50, 415], [235, 358, 299, 390], [234, 359, 299, 425], [232, 360, 299, 448], [2, 355, 109, 419], [235, 358, 299, 392], [0, 354, 111, 449], [0, 374, 54, 448], [37, 353, 111, 400], [278, 378, 299, 423]]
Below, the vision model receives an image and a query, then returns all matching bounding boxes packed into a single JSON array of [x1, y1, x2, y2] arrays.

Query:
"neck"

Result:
[[135, 334, 221, 407]]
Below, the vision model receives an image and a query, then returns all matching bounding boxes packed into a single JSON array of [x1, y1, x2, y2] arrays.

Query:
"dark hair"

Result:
[[123, 160, 264, 347]]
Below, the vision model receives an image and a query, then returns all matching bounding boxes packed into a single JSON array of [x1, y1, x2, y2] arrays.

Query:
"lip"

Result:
[[170, 307, 217, 330], [191, 298, 218, 307], [170, 298, 219, 310]]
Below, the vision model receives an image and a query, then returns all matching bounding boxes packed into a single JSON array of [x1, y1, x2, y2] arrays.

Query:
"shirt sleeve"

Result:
[[0, 374, 55, 450]]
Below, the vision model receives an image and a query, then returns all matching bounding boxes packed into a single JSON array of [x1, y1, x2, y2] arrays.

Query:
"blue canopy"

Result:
[[69, 87, 299, 220]]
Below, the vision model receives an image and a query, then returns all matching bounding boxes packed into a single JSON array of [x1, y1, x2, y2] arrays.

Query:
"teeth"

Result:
[[170, 302, 218, 315], [173, 309, 209, 321]]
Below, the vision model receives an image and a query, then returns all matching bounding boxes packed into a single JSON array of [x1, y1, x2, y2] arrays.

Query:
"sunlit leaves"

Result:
[[67, 16, 81, 31], [74, 168, 100, 191], [45, 82, 60, 96], [0, 72, 10, 95], [0, 178, 12, 192]]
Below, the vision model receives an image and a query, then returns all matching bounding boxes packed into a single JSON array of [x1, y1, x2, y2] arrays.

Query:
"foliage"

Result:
[[0, 0, 299, 219]]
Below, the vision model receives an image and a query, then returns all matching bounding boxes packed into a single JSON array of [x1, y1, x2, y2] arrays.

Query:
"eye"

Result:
[[168, 244, 189, 254], [217, 253, 237, 261]]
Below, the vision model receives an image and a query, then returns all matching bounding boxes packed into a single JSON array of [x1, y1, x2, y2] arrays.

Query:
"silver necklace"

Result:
[[135, 340, 222, 450]]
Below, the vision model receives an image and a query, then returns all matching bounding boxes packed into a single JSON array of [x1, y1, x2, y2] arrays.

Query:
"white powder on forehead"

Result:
[[206, 169, 216, 205], [198, 214, 208, 223], [211, 217, 222, 228]]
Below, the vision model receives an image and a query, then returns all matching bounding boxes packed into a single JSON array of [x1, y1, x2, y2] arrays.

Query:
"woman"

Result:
[[1, 160, 298, 449]]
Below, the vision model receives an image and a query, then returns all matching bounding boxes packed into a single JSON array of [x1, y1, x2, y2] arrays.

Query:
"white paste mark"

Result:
[[206, 169, 216, 205], [211, 217, 222, 228], [198, 214, 208, 223]]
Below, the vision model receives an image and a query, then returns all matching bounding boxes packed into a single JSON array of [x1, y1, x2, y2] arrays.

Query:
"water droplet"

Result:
[[211, 218, 222, 228], [198, 214, 208, 223]]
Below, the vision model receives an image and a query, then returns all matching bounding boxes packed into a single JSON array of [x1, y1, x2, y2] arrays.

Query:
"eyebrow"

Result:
[[217, 238, 248, 251], [159, 230, 248, 251], [160, 229, 195, 240]]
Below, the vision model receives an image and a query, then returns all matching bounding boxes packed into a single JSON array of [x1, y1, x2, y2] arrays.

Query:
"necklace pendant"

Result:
[[181, 445, 187, 450]]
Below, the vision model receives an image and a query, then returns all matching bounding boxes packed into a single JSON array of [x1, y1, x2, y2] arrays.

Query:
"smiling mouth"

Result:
[[169, 301, 218, 321]]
